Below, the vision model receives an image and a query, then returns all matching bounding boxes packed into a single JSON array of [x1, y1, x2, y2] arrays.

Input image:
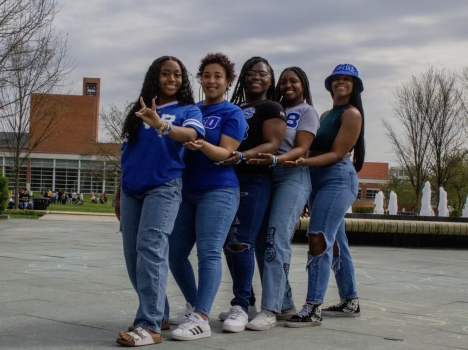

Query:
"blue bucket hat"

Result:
[[324, 63, 364, 93]]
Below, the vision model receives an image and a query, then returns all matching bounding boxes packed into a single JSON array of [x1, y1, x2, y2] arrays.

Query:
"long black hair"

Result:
[[330, 76, 366, 172], [275, 66, 313, 107], [121, 56, 195, 143], [230, 56, 276, 105]]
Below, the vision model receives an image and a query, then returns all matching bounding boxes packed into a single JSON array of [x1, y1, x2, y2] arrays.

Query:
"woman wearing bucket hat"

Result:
[[284, 63, 365, 327]]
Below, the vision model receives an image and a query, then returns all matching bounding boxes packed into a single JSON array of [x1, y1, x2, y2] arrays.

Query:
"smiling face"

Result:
[[331, 74, 354, 98], [201, 63, 228, 105], [244, 62, 272, 98], [158, 59, 182, 103], [279, 70, 303, 107]]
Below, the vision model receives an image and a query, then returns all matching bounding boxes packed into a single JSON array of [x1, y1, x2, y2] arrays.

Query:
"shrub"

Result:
[[3, 209, 45, 217], [352, 206, 374, 214], [449, 208, 462, 217], [0, 171, 9, 214]]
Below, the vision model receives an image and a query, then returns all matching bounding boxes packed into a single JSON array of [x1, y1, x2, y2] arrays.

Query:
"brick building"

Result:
[[354, 162, 389, 208], [0, 78, 120, 194]]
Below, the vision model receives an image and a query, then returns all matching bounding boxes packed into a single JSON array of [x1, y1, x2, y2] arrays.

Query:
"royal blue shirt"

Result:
[[121, 101, 205, 195], [182, 100, 247, 192]]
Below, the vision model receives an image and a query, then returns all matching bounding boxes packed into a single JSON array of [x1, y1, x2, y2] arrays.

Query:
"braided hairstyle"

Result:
[[329, 77, 366, 172], [121, 56, 195, 143], [230, 56, 276, 105], [275, 66, 313, 107]]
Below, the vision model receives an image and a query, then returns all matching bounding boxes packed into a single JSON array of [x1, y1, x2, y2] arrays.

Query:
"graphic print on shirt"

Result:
[[286, 112, 300, 129], [264, 227, 276, 262], [203, 116, 221, 129], [144, 113, 177, 130], [243, 107, 255, 119]]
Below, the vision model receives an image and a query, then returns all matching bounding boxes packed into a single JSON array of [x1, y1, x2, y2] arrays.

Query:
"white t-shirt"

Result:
[[277, 102, 320, 155]]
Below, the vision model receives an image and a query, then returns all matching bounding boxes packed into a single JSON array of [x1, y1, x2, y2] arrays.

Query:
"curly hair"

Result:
[[196, 52, 236, 85], [275, 67, 313, 107], [121, 56, 195, 143], [230, 56, 276, 105]]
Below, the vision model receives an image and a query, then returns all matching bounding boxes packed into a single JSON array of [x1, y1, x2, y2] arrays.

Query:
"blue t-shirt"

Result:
[[182, 100, 247, 192], [121, 101, 205, 195]]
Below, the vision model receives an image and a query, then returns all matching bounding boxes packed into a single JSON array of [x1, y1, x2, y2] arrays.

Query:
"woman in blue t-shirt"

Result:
[[246, 67, 320, 331], [115, 56, 205, 346], [167, 53, 247, 341]]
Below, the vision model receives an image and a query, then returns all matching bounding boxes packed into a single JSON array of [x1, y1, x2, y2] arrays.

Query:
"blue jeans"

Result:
[[224, 174, 271, 313], [306, 157, 358, 304], [256, 165, 311, 313], [169, 187, 240, 316], [120, 178, 182, 332]]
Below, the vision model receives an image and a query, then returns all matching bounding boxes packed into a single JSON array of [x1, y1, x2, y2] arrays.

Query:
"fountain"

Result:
[[373, 191, 385, 214], [419, 181, 435, 216], [462, 195, 468, 218], [388, 191, 398, 215], [438, 187, 449, 217]]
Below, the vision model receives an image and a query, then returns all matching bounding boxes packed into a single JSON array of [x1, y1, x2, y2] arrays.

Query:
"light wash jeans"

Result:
[[169, 187, 240, 316], [120, 178, 182, 332], [224, 174, 271, 313], [256, 165, 311, 313], [306, 157, 358, 304]]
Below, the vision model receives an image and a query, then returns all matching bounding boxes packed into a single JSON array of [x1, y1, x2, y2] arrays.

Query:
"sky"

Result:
[[54, 0, 468, 165]]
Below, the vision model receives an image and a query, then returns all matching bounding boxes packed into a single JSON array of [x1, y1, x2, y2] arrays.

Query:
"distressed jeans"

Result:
[[120, 178, 182, 332], [169, 187, 240, 316], [256, 165, 311, 313], [224, 174, 271, 313], [306, 157, 358, 304]]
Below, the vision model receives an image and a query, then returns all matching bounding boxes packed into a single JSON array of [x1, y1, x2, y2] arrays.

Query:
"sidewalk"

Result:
[[0, 216, 467, 349]]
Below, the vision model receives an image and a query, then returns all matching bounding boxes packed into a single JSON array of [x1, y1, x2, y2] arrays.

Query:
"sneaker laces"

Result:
[[227, 307, 244, 321], [178, 314, 203, 330], [330, 299, 346, 308], [296, 303, 315, 317]]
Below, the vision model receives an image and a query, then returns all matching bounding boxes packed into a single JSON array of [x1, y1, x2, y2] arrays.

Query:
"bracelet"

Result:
[[270, 155, 277, 167], [161, 121, 172, 135], [235, 152, 245, 164]]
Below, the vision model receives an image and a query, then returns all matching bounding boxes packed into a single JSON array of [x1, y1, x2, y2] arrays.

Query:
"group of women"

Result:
[[114, 53, 366, 346]]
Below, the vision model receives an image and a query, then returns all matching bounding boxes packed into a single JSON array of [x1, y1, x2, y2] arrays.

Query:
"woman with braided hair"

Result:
[[246, 66, 320, 331], [218, 56, 286, 333]]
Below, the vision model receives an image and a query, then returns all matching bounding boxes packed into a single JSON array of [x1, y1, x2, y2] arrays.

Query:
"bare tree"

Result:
[[384, 67, 467, 209], [0, 0, 74, 208]]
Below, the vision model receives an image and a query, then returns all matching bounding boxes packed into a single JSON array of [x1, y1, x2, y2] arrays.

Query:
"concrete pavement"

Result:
[[0, 214, 467, 349]]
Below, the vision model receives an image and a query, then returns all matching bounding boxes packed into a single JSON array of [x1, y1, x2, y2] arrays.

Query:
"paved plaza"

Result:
[[1, 214, 468, 350]]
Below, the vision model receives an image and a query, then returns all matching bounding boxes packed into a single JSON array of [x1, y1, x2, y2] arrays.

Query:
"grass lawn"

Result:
[[46, 194, 115, 214]]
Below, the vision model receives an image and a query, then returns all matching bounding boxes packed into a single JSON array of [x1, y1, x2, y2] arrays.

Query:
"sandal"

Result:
[[116, 327, 162, 347], [128, 323, 170, 332]]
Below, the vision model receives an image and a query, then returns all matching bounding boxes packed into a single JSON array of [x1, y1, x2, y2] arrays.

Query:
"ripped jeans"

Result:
[[120, 178, 182, 332], [224, 174, 271, 313], [306, 157, 358, 304]]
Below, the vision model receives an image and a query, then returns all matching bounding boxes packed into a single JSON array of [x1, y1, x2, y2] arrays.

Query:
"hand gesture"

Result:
[[135, 97, 162, 129], [247, 153, 274, 166], [184, 139, 204, 151], [284, 157, 306, 166], [221, 151, 241, 166]]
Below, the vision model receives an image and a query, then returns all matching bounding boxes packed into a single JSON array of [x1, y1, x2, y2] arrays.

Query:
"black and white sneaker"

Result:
[[321, 298, 360, 317], [284, 303, 322, 328], [171, 313, 211, 341]]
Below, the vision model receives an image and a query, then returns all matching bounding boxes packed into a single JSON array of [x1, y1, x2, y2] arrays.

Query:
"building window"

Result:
[[30, 158, 54, 193], [357, 188, 362, 199], [3, 157, 27, 191], [366, 188, 380, 200]]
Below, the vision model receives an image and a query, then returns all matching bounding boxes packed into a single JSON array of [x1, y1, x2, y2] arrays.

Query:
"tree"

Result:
[[0, 0, 74, 208], [383, 67, 467, 209], [445, 157, 468, 210]]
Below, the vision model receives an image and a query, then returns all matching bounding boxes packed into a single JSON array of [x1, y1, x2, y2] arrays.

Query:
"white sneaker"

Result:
[[246, 310, 276, 331], [218, 304, 257, 321], [169, 302, 194, 325], [222, 305, 248, 333], [171, 313, 211, 341]]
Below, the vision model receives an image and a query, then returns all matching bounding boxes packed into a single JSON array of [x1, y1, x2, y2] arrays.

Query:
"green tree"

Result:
[[0, 170, 9, 213], [380, 176, 417, 211]]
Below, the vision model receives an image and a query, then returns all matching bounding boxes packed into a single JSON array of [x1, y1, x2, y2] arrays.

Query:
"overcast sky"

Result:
[[54, 0, 468, 165]]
